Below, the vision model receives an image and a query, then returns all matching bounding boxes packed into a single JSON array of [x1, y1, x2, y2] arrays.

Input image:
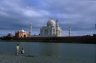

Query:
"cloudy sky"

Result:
[[0, 0, 96, 36]]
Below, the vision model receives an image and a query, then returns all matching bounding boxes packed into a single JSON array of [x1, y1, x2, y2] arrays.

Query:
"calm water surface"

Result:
[[0, 41, 96, 63]]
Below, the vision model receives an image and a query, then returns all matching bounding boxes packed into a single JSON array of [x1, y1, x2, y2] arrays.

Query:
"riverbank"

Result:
[[0, 36, 96, 44]]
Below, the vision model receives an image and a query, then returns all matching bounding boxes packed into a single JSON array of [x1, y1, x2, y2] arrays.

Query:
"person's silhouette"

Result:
[[16, 44, 20, 55]]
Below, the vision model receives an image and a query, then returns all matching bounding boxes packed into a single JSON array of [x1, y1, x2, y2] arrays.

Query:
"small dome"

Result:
[[47, 19, 56, 26], [19, 29, 26, 32]]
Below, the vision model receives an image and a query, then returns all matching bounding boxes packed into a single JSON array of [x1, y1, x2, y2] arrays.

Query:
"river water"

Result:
[[0, 41, 96, 63]]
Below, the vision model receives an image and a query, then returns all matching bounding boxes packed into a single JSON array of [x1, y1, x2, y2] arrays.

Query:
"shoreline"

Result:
[[0, 36, 96, 44]]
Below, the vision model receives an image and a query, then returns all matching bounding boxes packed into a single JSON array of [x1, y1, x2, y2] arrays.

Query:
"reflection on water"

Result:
[[0, 41, 96, 63]]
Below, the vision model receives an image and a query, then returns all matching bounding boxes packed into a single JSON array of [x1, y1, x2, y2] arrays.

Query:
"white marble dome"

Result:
[[47, 19, 56, 26]]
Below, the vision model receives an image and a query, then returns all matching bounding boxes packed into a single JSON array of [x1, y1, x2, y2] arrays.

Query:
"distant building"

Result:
[[40, 19, 62, 37], [15, 29, 29, 38]]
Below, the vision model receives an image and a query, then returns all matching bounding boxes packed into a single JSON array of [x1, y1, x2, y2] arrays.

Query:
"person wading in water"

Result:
[[21, 48, 24, 55], [16, 44, 20, 55]]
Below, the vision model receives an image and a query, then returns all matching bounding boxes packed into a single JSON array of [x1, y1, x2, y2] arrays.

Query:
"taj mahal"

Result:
[[40, 19, 62, 37]]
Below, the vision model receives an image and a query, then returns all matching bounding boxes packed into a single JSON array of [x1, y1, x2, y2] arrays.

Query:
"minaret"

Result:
[[56, 19, 58, 36], [69, 26, 71, 37], [29, 24, 32, 37]]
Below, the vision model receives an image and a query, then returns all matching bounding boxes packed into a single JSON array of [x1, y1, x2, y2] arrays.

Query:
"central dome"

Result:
[[47, 19, 56, 26]]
